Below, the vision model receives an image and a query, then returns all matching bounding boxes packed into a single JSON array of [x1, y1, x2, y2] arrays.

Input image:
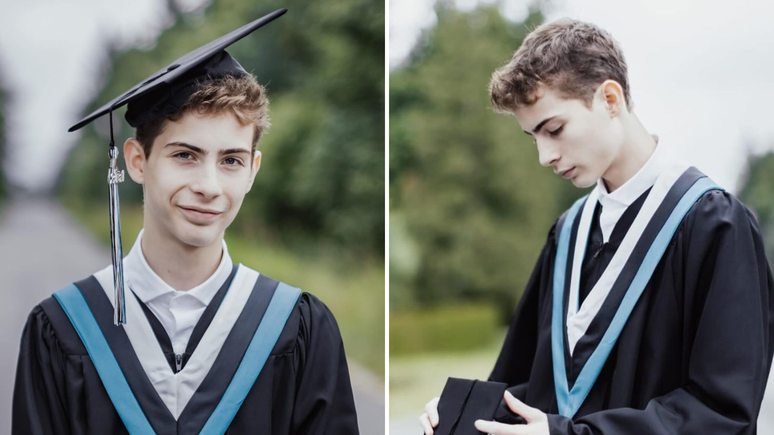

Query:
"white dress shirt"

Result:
[[123, 229, 234, 355], [595, 136, 671, 242]]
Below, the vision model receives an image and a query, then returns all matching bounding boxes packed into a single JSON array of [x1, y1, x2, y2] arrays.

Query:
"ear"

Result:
[[246, 150, 262, 193], [598, 79, 625, 117], [124, 137, 146, 184]]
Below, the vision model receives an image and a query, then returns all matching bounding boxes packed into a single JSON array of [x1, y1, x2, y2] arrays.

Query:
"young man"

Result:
[[13, 10, 359, 435], [420, 18, 773, 435]]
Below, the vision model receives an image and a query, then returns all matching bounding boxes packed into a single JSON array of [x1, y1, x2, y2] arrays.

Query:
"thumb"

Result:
[[503, 391, 542, 423]]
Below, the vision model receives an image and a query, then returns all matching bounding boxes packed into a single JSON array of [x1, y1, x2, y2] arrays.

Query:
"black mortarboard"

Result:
[[69, 8, 286, 132], [68, 8, 287, 325], [434, 378, 526, 435]]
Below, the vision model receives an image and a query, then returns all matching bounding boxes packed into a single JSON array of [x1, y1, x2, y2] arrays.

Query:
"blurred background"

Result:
[[0, 0, 384, 433], [389, 0, 774, 432]]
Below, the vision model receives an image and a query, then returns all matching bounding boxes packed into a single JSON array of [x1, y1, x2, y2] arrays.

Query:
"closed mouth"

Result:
[[178, 206, 222, 216]]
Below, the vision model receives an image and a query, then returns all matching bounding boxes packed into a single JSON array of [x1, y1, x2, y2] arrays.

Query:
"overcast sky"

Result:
[[390, 0, 774, 193], [0, 0, 206, 191]]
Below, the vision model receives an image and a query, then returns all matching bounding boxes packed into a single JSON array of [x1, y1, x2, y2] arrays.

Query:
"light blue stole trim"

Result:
[[551, 195, 587, 418], [199, 282, 302, 435], [551, 176, 722, 418], [55, 279, 302, 434], [53, 284, 156, 435]]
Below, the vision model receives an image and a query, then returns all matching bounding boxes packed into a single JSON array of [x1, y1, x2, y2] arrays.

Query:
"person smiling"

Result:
[[126, 78, 265, 296], [420, 18, 773, 435], [12, 11, 359, 435]]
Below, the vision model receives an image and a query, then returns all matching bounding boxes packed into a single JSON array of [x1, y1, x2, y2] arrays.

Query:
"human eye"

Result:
[[548, 125, 564, 137], [223, 157, 245, 167], [174, 151, 194, 161]]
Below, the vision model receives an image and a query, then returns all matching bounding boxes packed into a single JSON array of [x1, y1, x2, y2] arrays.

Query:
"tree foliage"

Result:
[[58, 0, 385, 259], [390, 5, 579, 317], [738, 152, 774, 267]]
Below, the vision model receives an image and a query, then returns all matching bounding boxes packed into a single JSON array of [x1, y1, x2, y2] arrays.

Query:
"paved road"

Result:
[[760, 373, 774, 433], [0, 198, 384, 435]]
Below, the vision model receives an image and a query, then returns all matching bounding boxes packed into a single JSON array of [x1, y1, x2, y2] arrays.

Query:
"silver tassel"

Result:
[[107, 122, 126, 325]]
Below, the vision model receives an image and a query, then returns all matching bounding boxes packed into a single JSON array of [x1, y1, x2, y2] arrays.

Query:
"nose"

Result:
[[190, 164, 223, 199], [536, 139, 560, 168]]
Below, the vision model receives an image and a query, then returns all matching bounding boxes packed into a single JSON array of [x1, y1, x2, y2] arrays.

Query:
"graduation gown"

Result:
[[490, 167, 774, 434], [12, 264, 359, 435]]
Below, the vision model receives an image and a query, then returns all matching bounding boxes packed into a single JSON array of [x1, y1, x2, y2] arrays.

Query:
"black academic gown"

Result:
[[490, 171, 774, 434], [12, 268, 360, 435]]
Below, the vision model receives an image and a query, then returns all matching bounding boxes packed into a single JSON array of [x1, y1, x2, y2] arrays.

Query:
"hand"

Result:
[[474, 391, 549, 435], [418, 396, 440, 434]]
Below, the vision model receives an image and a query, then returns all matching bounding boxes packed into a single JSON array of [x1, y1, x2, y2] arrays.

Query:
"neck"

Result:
[[140, 220, 223, 291], [602, 112, 657, 193]]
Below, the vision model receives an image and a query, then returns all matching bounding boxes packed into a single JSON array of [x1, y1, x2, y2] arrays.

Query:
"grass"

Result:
[[391, 304, 500, 355], [389, 331, 505, 418], [63, 201, 385, 377]]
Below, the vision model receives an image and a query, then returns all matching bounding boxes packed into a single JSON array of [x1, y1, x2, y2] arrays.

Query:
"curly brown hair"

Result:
[[135, 74, 270, 157], [489, 18, 632, 113]]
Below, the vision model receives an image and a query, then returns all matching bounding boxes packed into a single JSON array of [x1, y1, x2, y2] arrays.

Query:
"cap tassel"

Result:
[[107, 107, 127, 325]]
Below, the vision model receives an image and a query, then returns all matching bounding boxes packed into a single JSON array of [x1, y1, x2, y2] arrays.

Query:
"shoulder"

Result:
[[296, 291, 343, 340], [675, 188, 768, 263], [682, 189, 757, 236], [26, 270, 108, 356], [269, 282, 344, 355], [24, 296, 87, 356], [260, 276, 339, 327], [291, 292, 348, 367], [254, 273, 340, 328]]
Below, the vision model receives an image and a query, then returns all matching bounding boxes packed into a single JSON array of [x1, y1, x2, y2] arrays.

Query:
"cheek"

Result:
[[225, 179, 250, 206], [219, 172, 251, 201], [576, 120, 617, 160], [562, 125, 597, 160], [147, 162, 188, 201]]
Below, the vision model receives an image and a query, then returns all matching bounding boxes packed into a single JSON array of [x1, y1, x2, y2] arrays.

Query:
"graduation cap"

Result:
[[432, 378, 527, 435], [68, 8, 287, 325]]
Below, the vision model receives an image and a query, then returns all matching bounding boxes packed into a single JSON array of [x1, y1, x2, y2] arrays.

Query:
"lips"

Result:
[[178, 205, 223, 222], [558, 167, 576, 179]]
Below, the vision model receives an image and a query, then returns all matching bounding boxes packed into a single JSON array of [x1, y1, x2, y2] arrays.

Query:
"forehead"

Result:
[[157, 111, 253, 151], [512, 86, 588, 132]]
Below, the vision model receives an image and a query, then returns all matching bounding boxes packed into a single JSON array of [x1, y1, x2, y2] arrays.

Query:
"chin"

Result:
[[572, 179, 597, 189], [173, 225, 223, 248], [570, 174, 597, 189]]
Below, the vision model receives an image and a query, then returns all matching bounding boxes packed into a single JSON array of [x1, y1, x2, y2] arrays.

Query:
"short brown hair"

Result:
[[135, 74, 270, 157], [489, 18, 631, 113]]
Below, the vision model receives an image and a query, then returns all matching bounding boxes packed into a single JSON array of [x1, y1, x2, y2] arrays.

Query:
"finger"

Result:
[[503, 391, 542, 423], [418, 413, 435, 435], [426, 396, 440, 426], [474, 419, 530, 435]]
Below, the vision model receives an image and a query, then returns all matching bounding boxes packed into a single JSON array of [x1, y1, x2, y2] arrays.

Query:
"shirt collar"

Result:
[[123, 229, 234, 306], [596, 135, 668, 208]]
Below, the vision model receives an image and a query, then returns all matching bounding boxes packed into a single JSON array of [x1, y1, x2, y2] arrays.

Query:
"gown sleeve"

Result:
[[547, 191, 774, 435], [12, 305, 72, 435], [489, 223, 557, 400], [290, 293, 360, 435]]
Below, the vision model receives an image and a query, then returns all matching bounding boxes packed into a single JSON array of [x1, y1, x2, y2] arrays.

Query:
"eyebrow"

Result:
[[164, 142, 251, 156], [523, 116, 556, 136]]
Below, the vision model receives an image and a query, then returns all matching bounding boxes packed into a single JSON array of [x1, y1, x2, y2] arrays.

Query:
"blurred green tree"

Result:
[[390, 5, 580, 318], [739, 151, 774, 267], [58, 0, 385, 259], [0, 70, 6, 198]]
